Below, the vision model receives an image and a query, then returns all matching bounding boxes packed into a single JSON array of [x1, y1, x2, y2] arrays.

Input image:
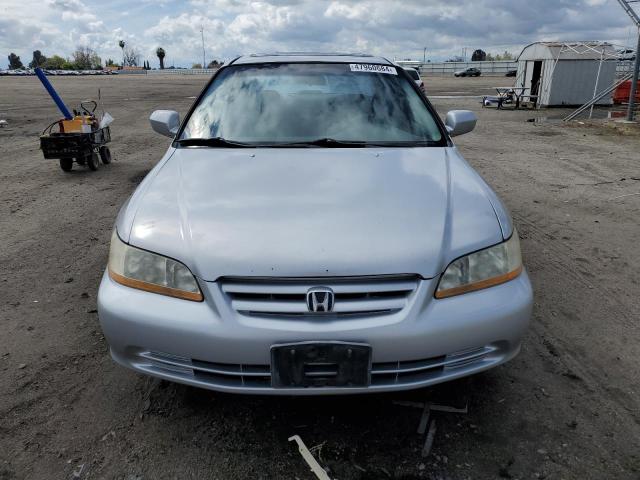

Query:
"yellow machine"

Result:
[[60, 114, 97, 133]]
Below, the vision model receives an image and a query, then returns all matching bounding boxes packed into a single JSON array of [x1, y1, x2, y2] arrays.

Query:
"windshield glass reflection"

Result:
[[181, 63, 442, 145]]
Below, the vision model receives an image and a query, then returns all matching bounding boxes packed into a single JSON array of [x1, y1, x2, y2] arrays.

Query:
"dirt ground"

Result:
[[1, 73, 639, 480]]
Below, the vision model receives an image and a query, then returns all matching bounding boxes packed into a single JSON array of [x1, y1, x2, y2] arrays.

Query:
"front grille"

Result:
[[220, 276, 419, 317], [141, 351, 271, 388], [370, 346, 496, 385], [139, 345, 496, 390]]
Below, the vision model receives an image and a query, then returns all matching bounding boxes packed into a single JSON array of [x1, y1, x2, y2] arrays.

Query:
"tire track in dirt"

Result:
[[515, 212, 640, 433]]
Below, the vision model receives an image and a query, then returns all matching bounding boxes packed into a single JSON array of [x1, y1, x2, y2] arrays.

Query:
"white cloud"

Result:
[[61, 11, 98, 22], [1, 0, 637, 68], [47, 0, 86, 10]]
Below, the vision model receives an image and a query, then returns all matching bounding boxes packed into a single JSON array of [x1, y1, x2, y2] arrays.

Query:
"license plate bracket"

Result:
[[271, 342, 371, 388]]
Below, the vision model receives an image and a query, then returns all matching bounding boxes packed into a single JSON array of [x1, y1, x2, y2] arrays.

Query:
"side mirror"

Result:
[[445, 110, 477, 137], [149, 110, 180, 138]]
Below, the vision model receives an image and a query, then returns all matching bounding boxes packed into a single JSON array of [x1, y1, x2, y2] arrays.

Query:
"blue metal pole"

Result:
[[35, 67, 73, 120]]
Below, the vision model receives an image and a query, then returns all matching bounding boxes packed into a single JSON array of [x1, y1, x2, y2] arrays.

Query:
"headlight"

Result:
[[108, 231, 203, 302], [435, 230, 523, 299]]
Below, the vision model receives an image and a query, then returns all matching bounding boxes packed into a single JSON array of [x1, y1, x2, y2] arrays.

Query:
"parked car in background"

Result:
[[403, 67, 425, 93], [98, 53, 532, 396], [618, 49, 636, 61], [505, 69, 517, 77], [454, 67, 481, 77]]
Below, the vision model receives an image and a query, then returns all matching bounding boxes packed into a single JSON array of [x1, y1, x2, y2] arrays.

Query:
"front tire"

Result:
[[59, 158, 73, 172], [99, 146, 112, 164], [87, 152, 100, 171]]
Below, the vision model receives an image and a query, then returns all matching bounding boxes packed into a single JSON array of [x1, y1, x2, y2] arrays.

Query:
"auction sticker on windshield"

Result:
[[350, 64, 397, 75]]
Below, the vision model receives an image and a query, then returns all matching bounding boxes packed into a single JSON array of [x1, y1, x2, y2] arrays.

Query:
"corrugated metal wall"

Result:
[[545, 60, 617, 106], [516, 59, 617, 107]]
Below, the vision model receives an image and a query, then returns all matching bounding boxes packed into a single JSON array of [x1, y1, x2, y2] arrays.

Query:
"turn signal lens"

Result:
[[435, 230, 523, 299], [108, 230, 203, 302]]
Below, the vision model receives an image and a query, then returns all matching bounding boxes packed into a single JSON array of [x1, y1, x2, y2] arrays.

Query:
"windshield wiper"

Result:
[[267, 138, 438, 148], [269, 138, 370, 148], [175, 137, 254, 148], [177, 137, 438, 148]]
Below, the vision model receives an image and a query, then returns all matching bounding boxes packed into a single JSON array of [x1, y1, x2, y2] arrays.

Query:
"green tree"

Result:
[[118, 39, 125, 67], [122, 47, 140, 67], [29, 50, 47, 68], [8, 53, 23, 69], [192, 63, 202, 69], [156, 47, 165, 69], [91, 52, 102, 69], [72, 46, 101, 70], [487, 51, 515, 61], [471, 49, 486, 61], [496, 51, 515, 61], [44, 55, 66, 70]]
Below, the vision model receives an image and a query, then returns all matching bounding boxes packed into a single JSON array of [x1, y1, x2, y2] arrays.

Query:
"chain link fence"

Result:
[[145, 68, 220, 75], [397, 61, 518, 76]]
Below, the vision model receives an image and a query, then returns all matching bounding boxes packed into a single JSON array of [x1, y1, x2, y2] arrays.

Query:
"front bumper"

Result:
[[97, 271, 533, 395]]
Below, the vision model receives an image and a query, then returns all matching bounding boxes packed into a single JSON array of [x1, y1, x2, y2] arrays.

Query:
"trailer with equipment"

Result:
[[35, 67, 113, 172]]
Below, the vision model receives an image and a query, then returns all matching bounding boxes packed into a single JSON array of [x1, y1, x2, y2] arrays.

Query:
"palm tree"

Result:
[[118, 40, 125, 67], [156, 47, 166, 69]]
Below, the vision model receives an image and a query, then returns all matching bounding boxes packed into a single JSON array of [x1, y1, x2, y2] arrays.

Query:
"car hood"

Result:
[[118, 147, 505, 281]]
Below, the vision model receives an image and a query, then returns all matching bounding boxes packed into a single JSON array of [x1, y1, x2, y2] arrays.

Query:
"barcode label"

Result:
[[349, 64, 397, 75]]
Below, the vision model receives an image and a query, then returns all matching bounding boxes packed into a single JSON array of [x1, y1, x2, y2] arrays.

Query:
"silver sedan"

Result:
[[98, 53, 532, 395]]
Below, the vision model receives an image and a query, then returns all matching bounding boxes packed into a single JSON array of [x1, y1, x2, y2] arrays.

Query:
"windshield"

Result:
[[179, 63, 443, 146]]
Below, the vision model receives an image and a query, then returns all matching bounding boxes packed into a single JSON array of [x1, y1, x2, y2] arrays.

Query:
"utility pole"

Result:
[[616, 0, 640, 121], [423, 47, 427, 64], [200, 26, 206, 68]]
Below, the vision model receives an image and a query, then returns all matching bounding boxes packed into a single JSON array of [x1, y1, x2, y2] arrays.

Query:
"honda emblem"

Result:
[[306, 287, 335, 313]]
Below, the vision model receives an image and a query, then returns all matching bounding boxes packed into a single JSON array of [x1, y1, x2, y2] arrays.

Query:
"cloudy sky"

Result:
[[1, 0, 638, 68]]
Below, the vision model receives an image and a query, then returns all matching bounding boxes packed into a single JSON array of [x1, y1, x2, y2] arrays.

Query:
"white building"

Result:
[[516, 41, 618, 107]]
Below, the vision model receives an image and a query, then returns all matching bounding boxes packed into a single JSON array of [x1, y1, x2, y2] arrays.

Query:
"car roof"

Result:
[[231, 52, 393, 65]]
